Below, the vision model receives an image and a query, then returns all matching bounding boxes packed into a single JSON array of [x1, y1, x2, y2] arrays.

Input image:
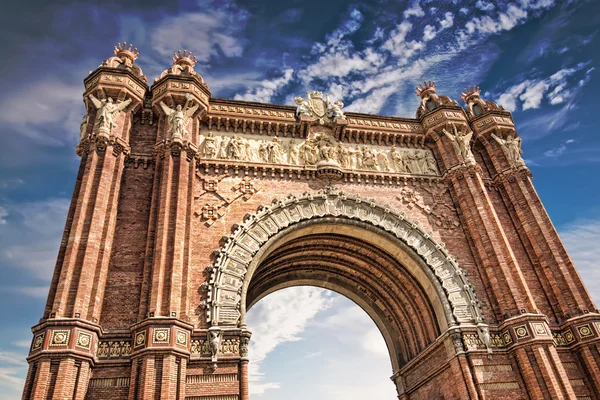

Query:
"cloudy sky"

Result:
[[0, 0, 599, 398]]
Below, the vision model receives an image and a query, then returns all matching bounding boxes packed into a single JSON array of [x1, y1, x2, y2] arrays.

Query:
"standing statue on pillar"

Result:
[[160, 93, 199, 141], [492, 132, 525, 167], [442, 123, 475, 164], [89, 95, 132, 134]]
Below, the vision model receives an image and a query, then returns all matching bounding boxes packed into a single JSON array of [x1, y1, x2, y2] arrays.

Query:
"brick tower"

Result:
[[23, 46, 600, 399]]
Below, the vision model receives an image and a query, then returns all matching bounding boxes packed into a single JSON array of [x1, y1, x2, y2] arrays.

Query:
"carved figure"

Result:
[[377, 150, 391, 172], [492, 133, 524, 166], [159, 94, 199, 140], [288, 140, 300, 165], [300, 140, 318, 165], [244, 138, 254, 161], [315, 134, 337, 163], [203, 133, 218, 159], [228, 136, 245, 160], [258, 140, 269, 162], [337, 144, 351, 168], [477, 325, 492, 354], [294, 97, 310, 117], [442, 123, 475, 163], [412, 152, 424, 174], [268, 137, 285, 164], [219, 136, 231, 159], [79, 115, 89, 140], [88, 95, 132, 134], [327, 96, 346, 120], [353, 145, 363, 169], [208, 329, 222, 361], [424, 152, 439, 175], [362, 147, 378, 170], [390, 146, 407, 173]]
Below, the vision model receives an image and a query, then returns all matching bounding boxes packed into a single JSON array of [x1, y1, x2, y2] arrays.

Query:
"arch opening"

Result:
[[246, 286, 398, 399], [207, 190, 485, 368]]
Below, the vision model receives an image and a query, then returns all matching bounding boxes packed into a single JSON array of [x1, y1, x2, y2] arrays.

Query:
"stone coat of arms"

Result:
[[295, 91, 346, 124]]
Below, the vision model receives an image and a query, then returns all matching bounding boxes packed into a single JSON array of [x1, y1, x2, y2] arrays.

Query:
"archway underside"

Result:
[[246, 233, 441, 367]]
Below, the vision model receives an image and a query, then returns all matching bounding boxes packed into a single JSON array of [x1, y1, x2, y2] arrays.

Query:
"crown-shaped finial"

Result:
[[415, 81, 436, 98], [113, 42, 139, 62], [308, 90, 323, 99], [461, 85, 481, 103], [172, 50, 197, 67]]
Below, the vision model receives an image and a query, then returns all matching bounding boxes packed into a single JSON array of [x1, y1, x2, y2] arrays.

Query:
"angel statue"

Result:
[[326, 95, 346, 119], [491, 132, 524, 166], [89, 94, 132, 134], [294, 96, 310, 117], [159, 93, 199, 140], [442, 123, 475, 163]]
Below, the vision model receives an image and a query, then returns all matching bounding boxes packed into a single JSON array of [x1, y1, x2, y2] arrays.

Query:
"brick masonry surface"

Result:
[[22, 47, 600, 400]]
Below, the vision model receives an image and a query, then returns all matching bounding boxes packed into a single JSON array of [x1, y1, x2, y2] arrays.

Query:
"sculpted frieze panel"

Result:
[[199, 131, 439, 176]]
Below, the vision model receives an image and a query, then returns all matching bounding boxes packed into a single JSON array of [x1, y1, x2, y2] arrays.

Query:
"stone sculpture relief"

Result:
[[159, 93, 199, 140], [208, 328, 222, 362], [79, 114, 89, 140], [294, 91, 346, 124], [88, 95, 132, 134], [442, 123, 475, 164], [492, 132, 525, 167], [199, 131, 439, 176]]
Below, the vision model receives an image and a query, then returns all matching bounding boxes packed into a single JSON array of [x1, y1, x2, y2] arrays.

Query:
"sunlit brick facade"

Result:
[[23, 44, 600, 399]]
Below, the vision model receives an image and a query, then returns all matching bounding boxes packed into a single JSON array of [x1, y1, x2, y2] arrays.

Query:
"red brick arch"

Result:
[[207, 189, 485, 367]]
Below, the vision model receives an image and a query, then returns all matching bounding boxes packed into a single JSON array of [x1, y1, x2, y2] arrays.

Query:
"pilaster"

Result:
[[471, 112, 596, 322], [141, 50, 209, 321], [424, 107, 537, 321], [24, 43, 147, 400]]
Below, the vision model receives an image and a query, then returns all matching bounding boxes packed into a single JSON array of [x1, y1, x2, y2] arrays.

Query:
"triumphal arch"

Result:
[[23, 43, 600, 399]]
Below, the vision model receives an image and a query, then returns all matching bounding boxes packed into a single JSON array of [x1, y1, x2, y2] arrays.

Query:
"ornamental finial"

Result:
[[460, 85, 481, 104], [98, 42, 146, 82], [172, 49, 197, 67], [415, 81, 436, 99], [113, 42, 139, 63], [155, 49, 204, 84]]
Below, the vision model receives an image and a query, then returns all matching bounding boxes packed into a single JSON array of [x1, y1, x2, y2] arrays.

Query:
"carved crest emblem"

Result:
[[294, 91, 346, 124], [307, 91, 327, 118]]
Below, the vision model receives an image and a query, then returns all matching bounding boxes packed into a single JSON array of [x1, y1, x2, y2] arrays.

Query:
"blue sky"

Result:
[[0, 0, 599, 398]]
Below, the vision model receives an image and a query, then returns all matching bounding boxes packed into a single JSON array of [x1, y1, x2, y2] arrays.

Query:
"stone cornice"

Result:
[[196, 159, 441, 185]]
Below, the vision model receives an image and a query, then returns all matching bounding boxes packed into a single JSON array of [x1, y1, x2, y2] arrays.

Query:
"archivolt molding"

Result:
[[206, 188, 484, 328]]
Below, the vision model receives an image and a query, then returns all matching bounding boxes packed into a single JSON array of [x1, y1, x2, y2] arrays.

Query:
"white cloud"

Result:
[[521, 80, 549, 110], [0, 79, 84, 145], [0, 350, 27, 398], [234, 69, 295, 103], [151, 9, 248, 63], [247, 289, 396, 399], [495, 64, 590, 112], [403, 2, 425, 18], [476, 0, 495, 11], [0, 198, 69, 281], [543, 139, 576, 158], [560, 219, 600, 305], [246, 287, 333, 395]]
